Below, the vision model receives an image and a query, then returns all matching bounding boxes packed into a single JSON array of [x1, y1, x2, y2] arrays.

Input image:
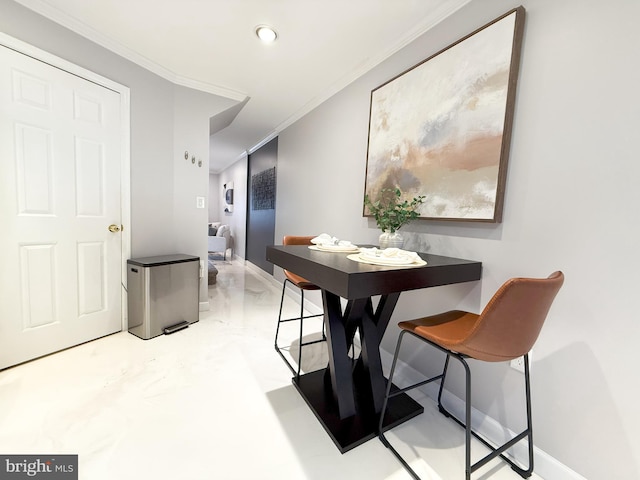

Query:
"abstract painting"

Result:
[[251, 167, 276, 210], [364, 7, 525, 222], [224, 181, 233, 213]]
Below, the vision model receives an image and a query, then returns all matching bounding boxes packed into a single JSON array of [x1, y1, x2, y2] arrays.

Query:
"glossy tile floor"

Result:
[[0, 259, 542, 480]]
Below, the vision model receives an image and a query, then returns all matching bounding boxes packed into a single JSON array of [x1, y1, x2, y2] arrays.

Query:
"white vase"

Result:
[[379, 231, 404, 249]]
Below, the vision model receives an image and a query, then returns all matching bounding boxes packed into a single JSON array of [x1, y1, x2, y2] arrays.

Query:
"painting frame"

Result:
[[363, 7, 525, 223]]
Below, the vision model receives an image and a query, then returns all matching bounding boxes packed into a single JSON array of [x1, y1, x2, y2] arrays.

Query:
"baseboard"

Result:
[[199, 301, 210, 312], [378, 347, 586, 480], [245, 260, 280, 287]]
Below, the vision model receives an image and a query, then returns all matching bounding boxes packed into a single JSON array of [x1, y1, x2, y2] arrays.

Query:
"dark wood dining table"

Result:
[[266, 244, 482, 453]]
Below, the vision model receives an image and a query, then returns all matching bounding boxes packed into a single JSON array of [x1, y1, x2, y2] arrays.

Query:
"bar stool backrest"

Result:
[[460, 271, 564, 362], [282, 235, 317, 287]]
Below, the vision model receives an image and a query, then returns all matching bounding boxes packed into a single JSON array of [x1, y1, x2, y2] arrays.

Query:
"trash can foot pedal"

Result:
[[163, 321, 189, 335]]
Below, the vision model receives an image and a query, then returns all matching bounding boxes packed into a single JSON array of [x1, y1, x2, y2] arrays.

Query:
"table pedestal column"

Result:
[[292, 290, 424, 453]]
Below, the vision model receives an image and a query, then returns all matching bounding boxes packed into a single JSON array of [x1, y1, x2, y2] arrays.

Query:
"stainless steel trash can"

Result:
[[127, 254, 199, 339]]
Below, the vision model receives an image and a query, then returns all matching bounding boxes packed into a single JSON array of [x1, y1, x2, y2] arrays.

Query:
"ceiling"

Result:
[[15, 0, 470, 173]]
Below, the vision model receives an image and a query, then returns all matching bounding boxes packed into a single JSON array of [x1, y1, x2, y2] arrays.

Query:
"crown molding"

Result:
[[13, 0, 248, 102], [15, 0, 472, 166], [272, 0, 472, 135], [240, 0, 472, 163]]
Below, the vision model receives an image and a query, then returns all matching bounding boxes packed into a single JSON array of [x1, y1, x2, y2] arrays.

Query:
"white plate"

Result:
[[348, 253, 427, 267], [358, 253, 414, 265], [309, 244, 359, 252]]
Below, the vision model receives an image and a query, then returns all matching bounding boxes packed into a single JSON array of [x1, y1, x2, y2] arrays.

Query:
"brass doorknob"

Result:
[[108, 224, 121, 233]]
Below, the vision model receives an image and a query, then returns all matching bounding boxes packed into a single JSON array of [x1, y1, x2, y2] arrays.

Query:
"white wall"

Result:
[[275, 0, 640, 478], [0, 0, 240, 306], [173, 86, 237, 302], [208, 173, 220, 222]]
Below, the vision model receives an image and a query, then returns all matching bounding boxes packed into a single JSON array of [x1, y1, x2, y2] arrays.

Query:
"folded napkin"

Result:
[[311, 233, 355, 248], [359, 247, 421, 264]]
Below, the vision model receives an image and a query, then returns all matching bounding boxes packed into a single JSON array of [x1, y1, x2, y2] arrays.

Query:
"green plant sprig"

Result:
[[364, 187, 425, 233]]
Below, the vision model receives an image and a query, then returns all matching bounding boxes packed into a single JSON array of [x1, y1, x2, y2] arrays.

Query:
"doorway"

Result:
[[246, 138, 277, 274], [0, 35, 130, 369]]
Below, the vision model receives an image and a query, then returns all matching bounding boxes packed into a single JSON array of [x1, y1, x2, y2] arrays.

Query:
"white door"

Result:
[[0, 45, 123, 370]]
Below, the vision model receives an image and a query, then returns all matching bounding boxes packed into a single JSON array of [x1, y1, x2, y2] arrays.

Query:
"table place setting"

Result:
[[309, 233, 360, 252], [348, 247, 427, 267]]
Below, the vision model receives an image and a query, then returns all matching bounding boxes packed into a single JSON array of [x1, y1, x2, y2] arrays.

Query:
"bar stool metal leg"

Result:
[[275, 279, 324, 378], [379, 332, 535, 480], [378, 331, 444, 480]]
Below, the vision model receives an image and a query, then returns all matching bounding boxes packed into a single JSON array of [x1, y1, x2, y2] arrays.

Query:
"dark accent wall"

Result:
[[246, 137, 277, 274]]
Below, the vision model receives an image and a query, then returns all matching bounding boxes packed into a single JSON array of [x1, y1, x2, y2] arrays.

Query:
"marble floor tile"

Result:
[[0, 259, 541, 480]]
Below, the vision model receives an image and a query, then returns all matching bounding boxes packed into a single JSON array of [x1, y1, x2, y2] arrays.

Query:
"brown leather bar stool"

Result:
[[275, 235, 325, 378], [379, 271, 564, 480]]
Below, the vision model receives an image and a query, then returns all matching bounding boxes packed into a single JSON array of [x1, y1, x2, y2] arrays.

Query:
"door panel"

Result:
[[20, 243, 57, 328], [15, 124, 54, 214], [0, 45, 122, 369]]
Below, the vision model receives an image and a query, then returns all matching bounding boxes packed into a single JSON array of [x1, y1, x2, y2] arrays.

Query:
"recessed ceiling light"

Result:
[[255, 25, 278, 43]]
